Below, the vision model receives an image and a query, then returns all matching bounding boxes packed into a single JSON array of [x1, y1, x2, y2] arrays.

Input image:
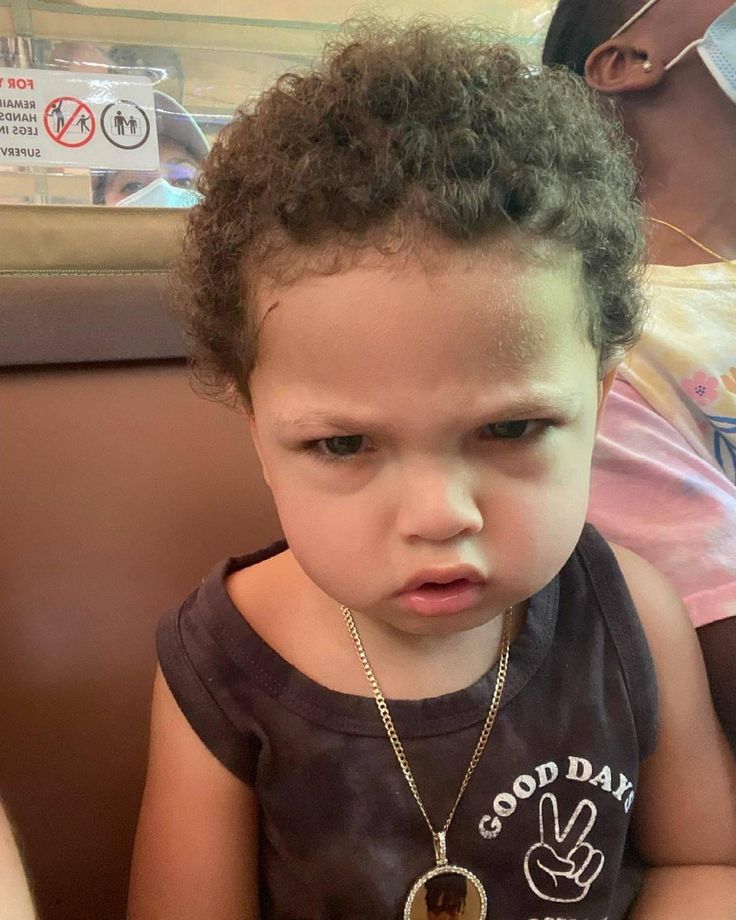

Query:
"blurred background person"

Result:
[[544, 0, 736, 747], [47, 39, 112, 74], [48, 42, 208, 207], [92, 91, 209, 207]]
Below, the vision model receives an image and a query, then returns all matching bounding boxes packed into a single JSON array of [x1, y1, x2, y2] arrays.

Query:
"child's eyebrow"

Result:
[[484, 390, 584, 418], [275, 391, 583, 433]]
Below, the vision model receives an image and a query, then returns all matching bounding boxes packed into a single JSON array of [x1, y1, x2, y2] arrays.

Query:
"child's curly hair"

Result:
[[177, 18, 646, 407]]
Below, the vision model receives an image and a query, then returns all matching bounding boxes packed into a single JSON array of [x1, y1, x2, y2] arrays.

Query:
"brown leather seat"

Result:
[[0, 208, 281, 920]]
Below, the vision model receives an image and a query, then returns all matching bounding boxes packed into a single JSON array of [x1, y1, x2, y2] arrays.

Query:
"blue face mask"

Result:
[[116, 176, 203, 208], [665, 3, 736, 103]]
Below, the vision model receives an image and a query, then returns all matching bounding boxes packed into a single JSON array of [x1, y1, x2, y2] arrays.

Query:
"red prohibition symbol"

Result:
[[43, 97, 96, 148]]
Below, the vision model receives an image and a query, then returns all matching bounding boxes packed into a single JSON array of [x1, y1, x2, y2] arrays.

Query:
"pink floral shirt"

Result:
[[588, 261, 736, 628]]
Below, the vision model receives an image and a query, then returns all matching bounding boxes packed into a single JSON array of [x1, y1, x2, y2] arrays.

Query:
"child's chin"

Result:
[[392, 606, 498, 638]]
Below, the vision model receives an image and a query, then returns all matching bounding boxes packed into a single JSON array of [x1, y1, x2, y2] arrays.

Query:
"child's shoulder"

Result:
[[607, 541, 698, 677], [226, 545, 297, 622], [224, 546, 364, 695], [226, 546, 314, 644], [609, 541, 691, 632]]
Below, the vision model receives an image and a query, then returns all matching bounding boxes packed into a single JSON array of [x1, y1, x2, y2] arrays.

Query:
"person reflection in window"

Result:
[[97, 137, 201, 206], [47, 43, 207, 208], [92, 92, 210, 208]]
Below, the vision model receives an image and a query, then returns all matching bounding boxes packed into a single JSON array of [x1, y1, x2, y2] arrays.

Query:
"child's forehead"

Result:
[[251, 234, 588, 370], [247, 236, 600, 428]]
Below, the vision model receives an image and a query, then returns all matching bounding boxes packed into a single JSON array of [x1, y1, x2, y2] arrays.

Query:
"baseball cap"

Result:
[[91, 91, 210, 203], [152, 90, 210, 163]]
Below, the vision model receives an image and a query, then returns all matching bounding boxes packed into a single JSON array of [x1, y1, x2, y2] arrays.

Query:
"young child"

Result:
[[128, 20, 736, 920]]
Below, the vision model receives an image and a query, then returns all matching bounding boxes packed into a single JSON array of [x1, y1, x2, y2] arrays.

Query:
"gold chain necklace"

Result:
[[650, 217, 734, 264], [340, 603, 514, 920]]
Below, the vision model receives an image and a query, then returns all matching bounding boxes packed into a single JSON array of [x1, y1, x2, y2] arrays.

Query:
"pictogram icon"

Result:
[[43, 96, 96, 148], [100, 100, 151, 150]]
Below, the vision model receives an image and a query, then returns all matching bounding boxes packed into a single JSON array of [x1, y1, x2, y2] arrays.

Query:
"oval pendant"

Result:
[[404, 865, 487, 920]]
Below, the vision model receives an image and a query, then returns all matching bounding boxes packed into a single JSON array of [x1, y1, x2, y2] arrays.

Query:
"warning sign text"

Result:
[[0, 69, 158, 169]]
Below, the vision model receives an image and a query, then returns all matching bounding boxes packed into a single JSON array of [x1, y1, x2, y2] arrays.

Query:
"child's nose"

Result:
[[395, 460, 483, 543]]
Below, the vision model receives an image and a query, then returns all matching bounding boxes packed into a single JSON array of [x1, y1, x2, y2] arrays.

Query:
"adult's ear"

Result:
[[584, 39, 662, 95]]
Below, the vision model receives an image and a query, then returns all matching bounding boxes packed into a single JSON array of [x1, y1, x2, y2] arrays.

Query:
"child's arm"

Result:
[[127, 667, 260, 920], [612, 546, 736, 919]]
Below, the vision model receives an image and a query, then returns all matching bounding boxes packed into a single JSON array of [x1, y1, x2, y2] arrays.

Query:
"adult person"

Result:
[[92, 91, 209, 207], [47, 42, 208, 207], [48, 40, 112, 74], [0, 800, 36, 920], [544, 1, 736, 747]]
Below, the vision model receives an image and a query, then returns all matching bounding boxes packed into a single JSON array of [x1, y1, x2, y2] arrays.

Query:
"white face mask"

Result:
[[610, 1, 736, 103], [667, 4, 736, 103], [116, 176, 202, 208]]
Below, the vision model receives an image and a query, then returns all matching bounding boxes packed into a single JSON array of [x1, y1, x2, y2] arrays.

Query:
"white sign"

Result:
[[0, 69, 159, 169]]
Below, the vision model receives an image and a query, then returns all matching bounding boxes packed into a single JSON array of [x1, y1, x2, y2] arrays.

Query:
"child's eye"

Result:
[[324, 435, 364, 455], [308, 435, 367, 461], [481, 419, 544, 440]]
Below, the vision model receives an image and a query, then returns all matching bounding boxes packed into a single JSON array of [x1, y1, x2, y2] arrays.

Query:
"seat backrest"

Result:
[[0, 363, 281, 920], [0, 208, 282, 920]]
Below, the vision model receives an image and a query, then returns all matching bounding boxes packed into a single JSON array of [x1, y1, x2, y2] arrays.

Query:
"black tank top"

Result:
[[158, 524, 658, 919]]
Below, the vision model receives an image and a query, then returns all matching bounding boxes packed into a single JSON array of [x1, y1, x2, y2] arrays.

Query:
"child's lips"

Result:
[[397, 578, 484, 617], [399, 565, 484, 594]]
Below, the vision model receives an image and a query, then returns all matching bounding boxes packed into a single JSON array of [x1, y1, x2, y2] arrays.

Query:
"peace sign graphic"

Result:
[[523, 793, 604, 904]]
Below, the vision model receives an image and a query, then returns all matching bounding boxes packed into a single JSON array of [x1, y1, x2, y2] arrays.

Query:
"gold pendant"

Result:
[[404, 833, 487, 920]]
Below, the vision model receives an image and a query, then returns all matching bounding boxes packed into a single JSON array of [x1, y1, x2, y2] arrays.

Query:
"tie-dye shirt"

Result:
[[589, 260, 736, 628]]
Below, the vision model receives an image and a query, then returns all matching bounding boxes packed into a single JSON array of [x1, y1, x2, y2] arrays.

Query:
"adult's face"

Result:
[[102, 137, 200, 205]]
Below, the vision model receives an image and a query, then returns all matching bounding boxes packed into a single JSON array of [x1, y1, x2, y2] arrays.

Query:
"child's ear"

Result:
[[585, 39, 661, 96], [248, 412, 273, 490], [595, 366, 619, 432]]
